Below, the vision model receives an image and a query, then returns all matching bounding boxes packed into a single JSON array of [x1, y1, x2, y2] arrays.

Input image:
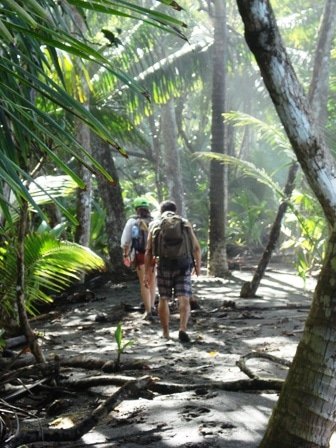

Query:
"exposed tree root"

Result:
[[60, 355, 148, 372], [236, 351, 291, 380], [61, 373, 284, 394], [0, 354, 147, 373], [4, 376, 153, 448], [1, 352, 289, 446]]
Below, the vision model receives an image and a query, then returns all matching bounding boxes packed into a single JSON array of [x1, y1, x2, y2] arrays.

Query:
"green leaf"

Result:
[[196, 152, 284, 199], [0, 232, 105, 317], [115, 322, 123, 348], [3, 0, 38, 28], [0, 18, 14, 43]]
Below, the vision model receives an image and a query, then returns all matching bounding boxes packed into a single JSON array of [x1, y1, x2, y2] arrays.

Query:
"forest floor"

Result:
[[3, 260, 324, 447]]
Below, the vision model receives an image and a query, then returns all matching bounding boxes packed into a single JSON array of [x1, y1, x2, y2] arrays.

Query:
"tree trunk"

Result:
[[161, 98, 186, 215], [71, 8, 92, 250], [240, 162, 299, 298], [236, 0, 336, 445], [207, 0, 228, 277], [16, 201, 45, 364], [260, 230, 336, 448], [91, 132, 126, 275], [148, 112, 164, 203], [74, 119, 92, 250]]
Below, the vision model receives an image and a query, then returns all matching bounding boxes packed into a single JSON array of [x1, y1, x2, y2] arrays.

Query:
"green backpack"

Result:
[[152, 211, 194, 271]]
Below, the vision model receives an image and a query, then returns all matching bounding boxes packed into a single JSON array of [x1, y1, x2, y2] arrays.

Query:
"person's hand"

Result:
[[192, 264, 201, 276], [123, 256, 131, 267]]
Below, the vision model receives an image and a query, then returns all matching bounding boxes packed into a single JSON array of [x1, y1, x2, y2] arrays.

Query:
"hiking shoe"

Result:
[[178, 330, 190, 343]]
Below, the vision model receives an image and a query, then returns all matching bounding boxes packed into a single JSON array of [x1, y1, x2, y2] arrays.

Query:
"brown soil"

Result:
[[2, 262, 316, 447]]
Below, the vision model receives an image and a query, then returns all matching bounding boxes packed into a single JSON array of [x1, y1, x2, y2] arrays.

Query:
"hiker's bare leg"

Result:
[[158, 297, 170, 338], [178, 296, 190, 332], [137, 265, 152, 314], [150, 270, 157, 308]]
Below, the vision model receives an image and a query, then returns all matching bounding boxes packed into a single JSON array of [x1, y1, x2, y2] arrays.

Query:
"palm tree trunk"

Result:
[[207, 0, 228, 277], [161, 98, 186, 215], [16, 201, 45, 364], [308, 0, 336, 128], [148, 113, 164, 202], [260, 229, 336, 447], [74, 117, 92, 248], [71, 7, 92, 250]]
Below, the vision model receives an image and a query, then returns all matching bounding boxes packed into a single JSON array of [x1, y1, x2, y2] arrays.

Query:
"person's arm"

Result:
[[121, 219, 133, 265], [144, 231, 154, 288], [190, 228, 201, 276]]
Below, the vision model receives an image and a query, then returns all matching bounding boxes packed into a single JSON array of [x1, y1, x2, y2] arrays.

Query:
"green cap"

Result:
[[133, 196, 149, 209]]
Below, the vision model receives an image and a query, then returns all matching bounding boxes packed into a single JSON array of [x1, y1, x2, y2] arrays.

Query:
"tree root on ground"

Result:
[[60, 355, 148, 372], [236, 351, 291, 380], [4, 376, 153, 448], [0, 354, 148, 373], [1, 352, 288, 447], [60, 373, 284, 394]]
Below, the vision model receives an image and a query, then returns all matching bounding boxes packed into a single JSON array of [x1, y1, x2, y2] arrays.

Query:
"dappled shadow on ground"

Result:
[[5, 263, 315, 447]]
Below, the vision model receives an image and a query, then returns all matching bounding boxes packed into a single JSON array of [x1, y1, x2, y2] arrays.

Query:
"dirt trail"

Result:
[[26, 263, 315, 447]]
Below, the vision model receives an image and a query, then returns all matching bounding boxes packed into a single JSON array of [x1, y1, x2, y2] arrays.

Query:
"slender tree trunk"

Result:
[[161, 98, 186, 215], [148, 113, 164, 202], [74, 118, 92, 248], [16, 201, 45, 364], [207, 0, 228, 277], [240, 162, 299, 297], [71, 8, 92, 249], [236, 0, 336, 445], [308, 0, 336, 128]]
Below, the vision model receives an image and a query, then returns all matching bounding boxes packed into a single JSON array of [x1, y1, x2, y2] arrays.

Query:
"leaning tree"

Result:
[[236, 0, 336, 446]]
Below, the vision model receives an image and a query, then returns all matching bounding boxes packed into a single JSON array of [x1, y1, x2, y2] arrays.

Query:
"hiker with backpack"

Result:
[[144, 200, 201, 342], [121, 197, 157, 320]]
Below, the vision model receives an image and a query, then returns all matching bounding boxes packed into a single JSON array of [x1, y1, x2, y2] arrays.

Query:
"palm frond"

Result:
[[0, 232, 105, 317], [5, 175, 79, 225], [195, 152, 285, 199], [66, 0, 188, 37], [224, 111, 295, 160]]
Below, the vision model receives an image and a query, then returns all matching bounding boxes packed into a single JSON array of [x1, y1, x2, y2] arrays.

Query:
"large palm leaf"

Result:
[[6, 175, 79, 225], [0, 232, 105, 317]]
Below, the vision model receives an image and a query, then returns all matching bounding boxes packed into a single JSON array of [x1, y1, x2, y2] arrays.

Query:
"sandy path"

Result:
[[28, 263, 315, 447]]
